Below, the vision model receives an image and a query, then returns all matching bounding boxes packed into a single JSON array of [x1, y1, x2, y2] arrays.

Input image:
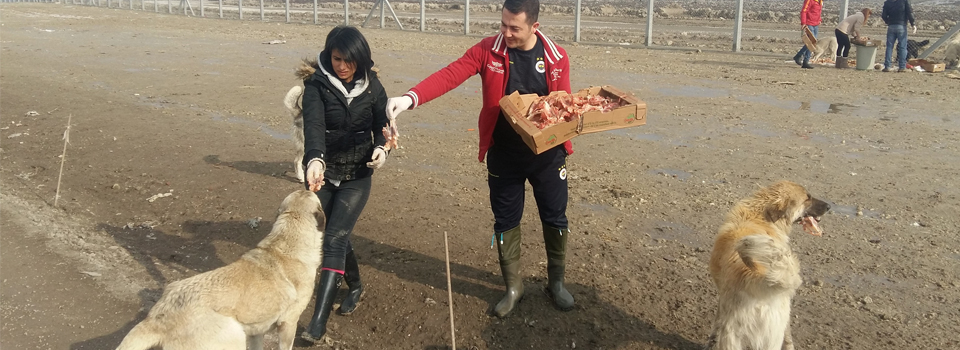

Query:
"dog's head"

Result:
[[757, 181, 830, 236], [278, 190, 325, 228]]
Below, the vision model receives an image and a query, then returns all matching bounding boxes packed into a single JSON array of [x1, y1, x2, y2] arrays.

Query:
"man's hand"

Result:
[[366, 147, 387, 169], [386, 96, 413, 120], [306, 159, 325, 192]]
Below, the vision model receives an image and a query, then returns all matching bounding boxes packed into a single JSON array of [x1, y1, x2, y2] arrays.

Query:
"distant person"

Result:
[[835, 8, 871, 68], [881, 0, 917, 72], [793, 0, 823, 69]]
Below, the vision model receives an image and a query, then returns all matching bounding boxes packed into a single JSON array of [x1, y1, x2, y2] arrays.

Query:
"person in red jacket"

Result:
[[792, 0, 824, 69], [386, 0, 575, 318]]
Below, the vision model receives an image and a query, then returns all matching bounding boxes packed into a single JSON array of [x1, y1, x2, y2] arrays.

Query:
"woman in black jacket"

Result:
[[298, 25, 389, 344]]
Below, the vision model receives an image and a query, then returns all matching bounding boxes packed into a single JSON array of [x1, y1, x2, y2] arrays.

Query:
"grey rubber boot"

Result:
[[491, 225, 524, 318], [543, 224, 574, 311]]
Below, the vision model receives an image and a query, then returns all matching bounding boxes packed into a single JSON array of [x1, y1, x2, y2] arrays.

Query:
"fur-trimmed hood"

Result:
[[294, 58, 379, 81]]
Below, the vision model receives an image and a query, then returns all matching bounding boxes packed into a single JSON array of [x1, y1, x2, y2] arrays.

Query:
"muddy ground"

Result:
[[2, 3, 960, 350]]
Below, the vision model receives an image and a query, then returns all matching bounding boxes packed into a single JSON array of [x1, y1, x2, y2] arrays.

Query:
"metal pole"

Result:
[[840, 0, 849, 23], [238, 0, 242, 20], [384, 0, 403, 29], [732, 0, 744, 52], [464, 0, 469, 35], [420, 0, 425, 31], [218, 0, 222, 18], [260, 0, 263, 21], [380, 0, 385, 28], [285, 0, 290, 23], [155, 0, 158, 13], [200, 0, 203, 17], [920, 21, 960, 59], [574, 0, 581, 42], [168, 0, 171, 14], [344, 0, 349, 25], [314, 0, 318, 24], [645, 0, 654, 46]]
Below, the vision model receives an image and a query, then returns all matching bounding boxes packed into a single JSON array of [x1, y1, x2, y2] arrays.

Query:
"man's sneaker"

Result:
[[882, 68, 892, 72], [802, 63, 815, 69]]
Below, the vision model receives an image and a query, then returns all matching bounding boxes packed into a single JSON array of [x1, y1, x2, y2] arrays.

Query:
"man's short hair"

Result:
[[503, 0, 539, 25]]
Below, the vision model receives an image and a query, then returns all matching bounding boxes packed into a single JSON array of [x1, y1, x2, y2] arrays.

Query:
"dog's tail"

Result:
[[735, 234, 802, 292], [284, 85, 303, 113], [115, 321, 162, 350]]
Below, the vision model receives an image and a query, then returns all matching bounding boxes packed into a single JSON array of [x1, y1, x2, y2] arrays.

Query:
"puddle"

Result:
[[656, 86, 728, 98], [649, 168, 693, 181], [211, 113, 289, 140], [826, 201, 884, 220]]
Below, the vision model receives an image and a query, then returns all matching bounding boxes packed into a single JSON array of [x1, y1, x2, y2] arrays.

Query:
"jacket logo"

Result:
[[487, 63, 504, 74], [535, 60, 546, 73], [550, 68, 563, 81]]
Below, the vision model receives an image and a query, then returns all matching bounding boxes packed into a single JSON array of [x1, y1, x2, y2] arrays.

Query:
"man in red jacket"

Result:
[[793, 0, 823, 69], [386, 0, 574, 318]]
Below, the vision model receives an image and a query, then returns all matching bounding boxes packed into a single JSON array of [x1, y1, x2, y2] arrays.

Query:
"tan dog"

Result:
[[810, 35, 839, 63], [116, 190, 325, 350], [284, 85, 306, 183], [705, 181, 830, 350]]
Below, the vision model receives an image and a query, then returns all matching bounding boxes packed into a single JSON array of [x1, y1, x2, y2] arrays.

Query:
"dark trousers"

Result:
[[487, 146, 568, 233], [308, 176, 371, 270], [836, 29, 851, 57]]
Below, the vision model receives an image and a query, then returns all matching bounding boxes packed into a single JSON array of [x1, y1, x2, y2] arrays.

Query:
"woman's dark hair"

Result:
[[321, 26, 374, 81], [503, 0, 539, 24]]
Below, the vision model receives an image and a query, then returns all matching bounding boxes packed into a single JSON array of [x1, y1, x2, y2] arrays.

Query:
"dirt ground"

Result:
[[2, 3, 960, 350]]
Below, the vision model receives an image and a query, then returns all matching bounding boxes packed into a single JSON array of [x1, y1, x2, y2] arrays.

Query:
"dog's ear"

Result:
[[764, 195, 798, 223]]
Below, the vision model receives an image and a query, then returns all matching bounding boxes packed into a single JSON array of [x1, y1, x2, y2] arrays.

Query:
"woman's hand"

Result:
[[366, 146, 387, 169], [306, 159, 325, 192]]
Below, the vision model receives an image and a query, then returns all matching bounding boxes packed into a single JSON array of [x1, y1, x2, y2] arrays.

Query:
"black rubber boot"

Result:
[[543, 224, 574, 311], [793, 52, 803, 65], [491, 226, 524, 318], [337, 250, 364, 316], [301, 269, 342, 344]]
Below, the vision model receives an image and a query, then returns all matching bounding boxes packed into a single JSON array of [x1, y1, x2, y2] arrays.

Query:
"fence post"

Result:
[[645, 0, 654, 46], [219, 0, 222, 18], [574, 0, 581, 42], [168, 0, 171, 14], [199, 0, 203, 17], [419, 0, 424, 31], [732, 0, 744, 52], [344, 0, 349, 25], [464, 0, 469, 35], [260, 0, 263, 21], [379, 0, 384, 28], [285, 0, 289, 23], [238, 0, 242, 20], [314, 0, 318, 24]]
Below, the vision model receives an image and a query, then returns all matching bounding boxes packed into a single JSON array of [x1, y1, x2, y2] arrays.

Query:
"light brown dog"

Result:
[[116, 190, 325, 350], [705, 181, 830, 350]]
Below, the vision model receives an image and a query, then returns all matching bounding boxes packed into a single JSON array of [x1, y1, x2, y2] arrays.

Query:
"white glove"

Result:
[[306, 158, 325, 191], [911, 25, 917, 34], [366, 146, 387, 169], [386, 95, 413, 120]]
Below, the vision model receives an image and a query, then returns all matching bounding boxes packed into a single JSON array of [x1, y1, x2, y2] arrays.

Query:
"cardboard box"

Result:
[[499, 85, 647, 154], [909, 59, 946, 73]]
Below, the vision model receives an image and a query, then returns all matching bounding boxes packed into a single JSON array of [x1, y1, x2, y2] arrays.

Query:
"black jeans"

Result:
[[487, 146, 568, 233], [836, 29, 851, 58], [308, 176, 371, 270]]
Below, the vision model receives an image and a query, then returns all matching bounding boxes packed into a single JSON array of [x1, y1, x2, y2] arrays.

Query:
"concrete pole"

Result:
[[840, 0, 849, 23], [464, 0, 470, 35], [646, 0, 654, 46], [420, 0, 425, 31], [574, 0, 581, 42], [732, 0, 744, 52]]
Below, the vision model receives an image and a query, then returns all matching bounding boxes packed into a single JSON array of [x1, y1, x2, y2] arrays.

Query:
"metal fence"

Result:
[[6, 0, 956, 58]]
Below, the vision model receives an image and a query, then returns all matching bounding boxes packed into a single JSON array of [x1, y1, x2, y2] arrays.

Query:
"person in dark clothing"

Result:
[[882, 0, 917, 71], [384, 0, 576, 318], [297, 25, 390, 344]]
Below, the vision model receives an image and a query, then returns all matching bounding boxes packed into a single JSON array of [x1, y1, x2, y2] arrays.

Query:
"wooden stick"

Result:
[[54, 114, 72, 208], [443, 231, 456, 350]]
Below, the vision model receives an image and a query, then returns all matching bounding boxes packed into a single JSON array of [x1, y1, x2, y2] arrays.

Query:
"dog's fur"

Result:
[[116, 190, 325, 350], [907, 39, 930, 60], [284, 59, 321, 183], [705, 181, 830, 350], [810, 36, 839, 63], [944, 35, 960, 68]]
